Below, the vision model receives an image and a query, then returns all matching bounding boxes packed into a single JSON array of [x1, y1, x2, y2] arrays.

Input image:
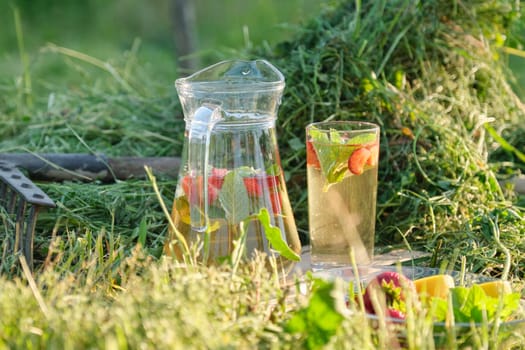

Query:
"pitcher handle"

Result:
[[187, 104, 222, 232]]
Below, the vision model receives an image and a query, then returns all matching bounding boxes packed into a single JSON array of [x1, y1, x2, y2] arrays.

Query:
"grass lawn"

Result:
[[1, 0, 525, 348]]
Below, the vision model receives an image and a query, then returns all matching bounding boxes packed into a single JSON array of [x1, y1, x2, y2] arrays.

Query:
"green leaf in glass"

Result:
[[218, 170, 250, 225]]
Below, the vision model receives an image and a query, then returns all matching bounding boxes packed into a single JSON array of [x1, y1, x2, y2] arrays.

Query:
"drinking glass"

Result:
[[306, 121, 380, 270]]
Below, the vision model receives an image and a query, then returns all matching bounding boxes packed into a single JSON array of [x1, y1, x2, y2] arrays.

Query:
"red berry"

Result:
[[306, 140, 321, 169], [243, 175, 279, 197], [386, 308, 406, 320], [208, 174, 225, 192], [265, 175, 279, 188], [207, 169, 228, 203], [181, 175, 192, 197], [348, 147, 372, 175], [363, 271, 415, 316], [206, 182, 220, 203], [181, 175, 201, 204], [366, 143, 379, 166], [269, 190, 282, 214], [211, 168, 229, 178], [180, 171, 227, 205], [243, 177, 263, 197]]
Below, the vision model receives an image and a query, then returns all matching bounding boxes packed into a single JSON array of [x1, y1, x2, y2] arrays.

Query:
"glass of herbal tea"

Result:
[[306, 121, 380, 270]]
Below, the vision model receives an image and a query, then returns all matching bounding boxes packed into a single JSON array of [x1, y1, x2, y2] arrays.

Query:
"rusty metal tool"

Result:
[[0, 160, 56, 270], [0, 153, 181, 270], [0, 153, 181, 182]]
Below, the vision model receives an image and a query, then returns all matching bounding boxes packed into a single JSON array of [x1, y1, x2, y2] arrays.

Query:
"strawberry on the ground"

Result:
[[348, 147, 372, 175], [362, 271, 416, 320]]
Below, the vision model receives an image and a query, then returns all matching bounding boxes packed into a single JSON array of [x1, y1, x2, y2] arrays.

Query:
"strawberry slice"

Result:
[[211, 167, 229, 178], [243, 177, 263, 197], [243, 175, 279, 197], [348, 147, 372, 175], [386, 308, 406, 320], [208, 175, 224, 191], [181, 170, 228, 205], [208, 168, 227, 191], [269, 190, 282, 214], [207, 168, 228, 203], [366, 143, 379, 166], [206, 182, 220, 203], [242, 174, 282, 213], [265, 174, 280, 189], [306, 140, 321, 169], [181, 175, 202, 205]]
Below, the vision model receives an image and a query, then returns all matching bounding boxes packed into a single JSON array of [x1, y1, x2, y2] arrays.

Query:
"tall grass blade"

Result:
[[12, 6, 32, 109]]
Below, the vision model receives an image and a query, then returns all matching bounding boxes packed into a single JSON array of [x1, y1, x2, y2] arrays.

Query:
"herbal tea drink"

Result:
[[306, 121, 379, 270], [168, 160, 300, 264]]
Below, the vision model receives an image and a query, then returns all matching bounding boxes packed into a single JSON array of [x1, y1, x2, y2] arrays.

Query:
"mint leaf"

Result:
[[329, 129, 344, 143], [256, 208, 300, 261], [431, 298, 448, 322], [265, 163, 281, 176], [285, 279, 344, 349], [320, 145, 354, 186], [347, 133, 377, 145], [219, 170, 250, 224], [449, 285, 521, 324], [501, 293, 521, 320], [310, 132, 354, 188]]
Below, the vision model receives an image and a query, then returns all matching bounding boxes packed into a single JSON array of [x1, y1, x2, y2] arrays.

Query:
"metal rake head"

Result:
[[0, 160, 55, 270]]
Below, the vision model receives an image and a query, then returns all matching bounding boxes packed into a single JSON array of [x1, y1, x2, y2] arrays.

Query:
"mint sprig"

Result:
[[309, 126, 377, 189]]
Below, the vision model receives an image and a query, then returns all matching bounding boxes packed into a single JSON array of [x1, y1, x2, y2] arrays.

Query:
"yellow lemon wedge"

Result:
[[477, 280, 512, 298], [414, 274, 455, 299]]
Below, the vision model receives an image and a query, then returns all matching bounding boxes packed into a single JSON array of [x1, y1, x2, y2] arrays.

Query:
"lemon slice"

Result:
[[477, 280, 512, 298], [414, 274, 455, 299]]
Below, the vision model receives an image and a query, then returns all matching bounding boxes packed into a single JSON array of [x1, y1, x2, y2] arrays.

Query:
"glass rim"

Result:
[[306, 120, 379, 133]]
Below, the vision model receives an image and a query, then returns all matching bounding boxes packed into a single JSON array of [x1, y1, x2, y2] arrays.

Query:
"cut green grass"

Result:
[[0, 0, 524, 348]]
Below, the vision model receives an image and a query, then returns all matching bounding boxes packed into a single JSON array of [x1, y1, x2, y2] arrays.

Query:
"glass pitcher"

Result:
[[165, 59, 301, 266]]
